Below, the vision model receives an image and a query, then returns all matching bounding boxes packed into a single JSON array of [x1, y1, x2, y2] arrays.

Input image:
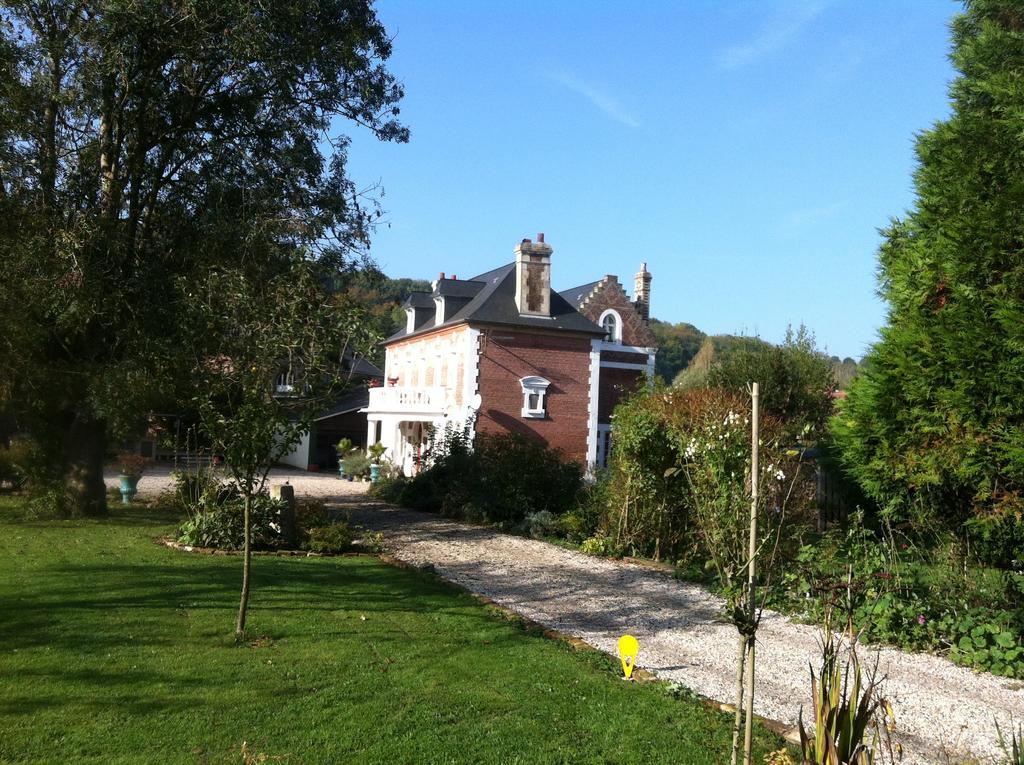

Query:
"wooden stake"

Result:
[[743, 382, 760, 765]]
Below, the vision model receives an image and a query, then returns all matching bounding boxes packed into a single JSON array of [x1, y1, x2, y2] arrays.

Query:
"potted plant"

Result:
[[335, 438, 354, 479], [117, 453, 149, 504], [367, 442, 386, 483], [341, 451, 371, 482]]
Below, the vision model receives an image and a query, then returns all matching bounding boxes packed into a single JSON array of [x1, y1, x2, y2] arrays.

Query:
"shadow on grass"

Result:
[[1, 553, 515, 656]]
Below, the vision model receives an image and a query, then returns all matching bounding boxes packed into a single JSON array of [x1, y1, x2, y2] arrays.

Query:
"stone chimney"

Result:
[[634, 262, 652, 323], [514, 233, 553, 317]]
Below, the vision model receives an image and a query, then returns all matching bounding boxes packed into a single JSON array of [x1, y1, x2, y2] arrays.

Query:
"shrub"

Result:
[[966, 512, 1024, 570], [580, 534, 621, 557], [176, 494, 285, 550], [704, 325, 835, 445], [770, 513, 1024, 678], [341, 451, 371, 479], [559, 478, 608, 543], [0, 438, 32, 491], [305, 522, 353, 553], [469, 433, 582, 524], [359, 530, 386, 553], [409, 430, 583, 525], [597, 385, 814, 563], [296, 499, 331, 531], [525, 510, 559, 539], [369, 471, 407, 503], [171, 468, 222, 508]]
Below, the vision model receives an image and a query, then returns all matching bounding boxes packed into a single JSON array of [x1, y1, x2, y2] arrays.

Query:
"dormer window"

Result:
[[519, 376, 550, 419], [276, 369, 295, 394], [599, 309, 622, 343]]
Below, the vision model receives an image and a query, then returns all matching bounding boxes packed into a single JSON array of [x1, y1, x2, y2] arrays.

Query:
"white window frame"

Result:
[[519, 375, 550, 419], [276, 369, 295, 395], [598, 309, 622, 344]]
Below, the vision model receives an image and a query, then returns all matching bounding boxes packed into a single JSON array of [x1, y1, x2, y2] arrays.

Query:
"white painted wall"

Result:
[[277, 430, 311, 470]]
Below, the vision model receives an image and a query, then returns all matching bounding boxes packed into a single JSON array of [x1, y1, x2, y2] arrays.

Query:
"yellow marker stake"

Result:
[[618, 634, 639, 679]]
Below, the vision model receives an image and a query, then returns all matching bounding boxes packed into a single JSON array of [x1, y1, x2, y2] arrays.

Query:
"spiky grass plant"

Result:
[[996, 718, 1023, 765], [798, 633, 898, 765]]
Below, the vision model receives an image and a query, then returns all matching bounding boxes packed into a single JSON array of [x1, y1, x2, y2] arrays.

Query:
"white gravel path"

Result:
[[338, 499, 1023, 765], [114, 468, 1021, 763], [103, 464, 371, 500]]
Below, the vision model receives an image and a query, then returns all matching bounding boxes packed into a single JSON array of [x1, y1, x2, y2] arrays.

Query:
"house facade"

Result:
[[363, 235, 656, 475]]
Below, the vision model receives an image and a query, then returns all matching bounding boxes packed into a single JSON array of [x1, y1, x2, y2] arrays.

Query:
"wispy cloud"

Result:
[[544, 71, 640, 128], [717, 1, 828, 71], [779, 202, 842, 236]]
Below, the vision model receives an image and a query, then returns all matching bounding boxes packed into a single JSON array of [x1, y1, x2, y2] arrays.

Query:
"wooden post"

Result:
[[743, 382, 760, 765]]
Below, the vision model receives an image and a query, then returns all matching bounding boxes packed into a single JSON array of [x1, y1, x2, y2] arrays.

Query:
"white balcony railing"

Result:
[[366, 386, 448, 415]]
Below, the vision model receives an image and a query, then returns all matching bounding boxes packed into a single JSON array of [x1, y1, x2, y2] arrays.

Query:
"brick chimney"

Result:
[[634, 262, 652, 323], [514, 233, 553, 317]]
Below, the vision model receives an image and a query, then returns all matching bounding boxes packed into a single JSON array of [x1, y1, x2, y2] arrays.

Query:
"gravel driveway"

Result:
[[103, 464, 371, 501], [339, 498, 1022, 765], [116, 468, 1019, 763]]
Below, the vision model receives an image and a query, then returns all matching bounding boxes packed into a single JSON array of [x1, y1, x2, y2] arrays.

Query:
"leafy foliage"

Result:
[[673, 335, 771, 390], [0, 0, 407, 514], [341, 451, 372, 479], [177, 494, 286, 551], [596, 385, 814, 565], [798, 634, 895, 765], [829, 357, 860, 391], [649, 319, 706, 384], [333, 270, 432, 366], [770, 513, 1024, 678], [305, 522, 353, 554], [832, 1, 1024, 547], [702, 325, 836, 444], [385, 425, 584, 525]]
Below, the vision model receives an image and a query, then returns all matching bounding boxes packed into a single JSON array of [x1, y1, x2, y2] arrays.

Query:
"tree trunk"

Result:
[[64, 414, 108, 516], [743, 635, 756, 765], [235, 492, 252, 640], [730, 631, 746, 765]]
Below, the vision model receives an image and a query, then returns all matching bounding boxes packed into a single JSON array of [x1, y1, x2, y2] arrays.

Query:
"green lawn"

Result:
[[0, 499, 786, 764]]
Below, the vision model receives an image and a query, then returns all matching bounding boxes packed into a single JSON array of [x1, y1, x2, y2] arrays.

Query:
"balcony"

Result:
[[366, 386, 448, 416]]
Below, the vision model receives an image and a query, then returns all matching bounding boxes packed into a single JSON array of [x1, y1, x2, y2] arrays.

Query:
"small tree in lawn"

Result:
[[665, 386, 812, 765], [188, 257, 375, 639]]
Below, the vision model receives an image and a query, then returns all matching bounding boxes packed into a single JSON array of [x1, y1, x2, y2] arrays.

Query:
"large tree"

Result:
[[0, 0, 407, 514], [833, 1, 1024, 532]]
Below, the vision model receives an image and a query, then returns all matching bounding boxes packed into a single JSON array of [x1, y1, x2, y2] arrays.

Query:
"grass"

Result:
[[0, 497, 788, 764]]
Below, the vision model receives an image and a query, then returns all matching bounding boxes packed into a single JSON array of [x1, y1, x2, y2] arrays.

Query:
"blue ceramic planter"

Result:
[[369, 464, 381, 484], [119, 473, 140, 504]]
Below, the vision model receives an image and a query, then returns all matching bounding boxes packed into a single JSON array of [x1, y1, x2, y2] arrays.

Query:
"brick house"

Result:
[[363, 235, 655, 475]]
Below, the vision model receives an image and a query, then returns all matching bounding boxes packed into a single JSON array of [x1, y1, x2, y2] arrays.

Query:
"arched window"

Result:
[[599, 309, 622, 343]]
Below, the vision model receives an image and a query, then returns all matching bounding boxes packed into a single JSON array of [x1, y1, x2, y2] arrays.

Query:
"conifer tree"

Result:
[[833, 1, 1024, 550]]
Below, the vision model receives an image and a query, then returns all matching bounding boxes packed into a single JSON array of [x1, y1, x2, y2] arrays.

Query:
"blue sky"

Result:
[[343, 1, 960, 360]]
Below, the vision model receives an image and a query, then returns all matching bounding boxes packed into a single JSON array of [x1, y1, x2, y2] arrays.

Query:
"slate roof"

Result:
[[387, 263, 605, 343], [559, 280, 602, 310], [314, 387, 372, 421]]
